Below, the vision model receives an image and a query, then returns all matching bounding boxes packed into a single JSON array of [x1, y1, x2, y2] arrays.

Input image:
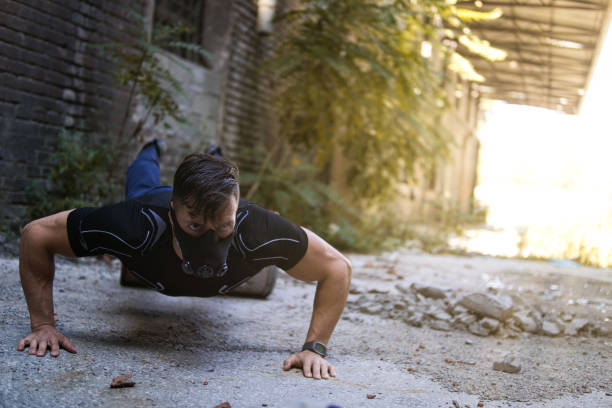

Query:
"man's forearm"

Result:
[[305, 258, 351, 344], [19, 223, 57, 330]]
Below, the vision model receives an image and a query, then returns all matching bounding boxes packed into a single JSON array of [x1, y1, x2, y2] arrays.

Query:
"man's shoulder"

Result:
[[67, 195, 170, 258], [132, 190, 172, 210]]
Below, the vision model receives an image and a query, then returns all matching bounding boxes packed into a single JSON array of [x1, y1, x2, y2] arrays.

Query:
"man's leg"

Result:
[[125, 140, 171, 200]]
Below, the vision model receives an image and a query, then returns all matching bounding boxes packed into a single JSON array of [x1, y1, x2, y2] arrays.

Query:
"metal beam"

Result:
[[469, 25, 598, 40], [471, 66, 587, 82], [479, 40, 596, 51], [482, 80, 585, 92], [468, 16, 600, 35], [471, 57, 589, 74], [456, 1, 606, 11]]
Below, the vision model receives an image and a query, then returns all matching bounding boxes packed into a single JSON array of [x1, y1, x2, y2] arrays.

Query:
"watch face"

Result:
[[314, 343, 326, 354]]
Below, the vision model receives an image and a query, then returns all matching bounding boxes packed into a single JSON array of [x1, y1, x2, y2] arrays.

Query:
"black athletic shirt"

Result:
[[66, 191, 308, 297]]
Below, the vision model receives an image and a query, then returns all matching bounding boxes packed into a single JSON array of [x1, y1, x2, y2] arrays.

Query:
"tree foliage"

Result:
[[265, 0, 502, 207]]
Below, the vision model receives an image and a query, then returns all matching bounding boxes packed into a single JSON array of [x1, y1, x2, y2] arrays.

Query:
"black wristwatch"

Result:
[[302, 341, 328, 358]]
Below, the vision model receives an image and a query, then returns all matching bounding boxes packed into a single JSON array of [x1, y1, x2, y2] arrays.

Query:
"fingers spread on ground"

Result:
[[321, 362, 330, 379], [329, 364, 337, 378], [61, 337, 77, 353], [312, 359, 322, 380], [303, 360, 313, 378], [50, 340, 60, 357], [28, 339, 38, 355], [283, 356, 293, 370], [17, 338, 27, 351], [37, 340, 48, 357]]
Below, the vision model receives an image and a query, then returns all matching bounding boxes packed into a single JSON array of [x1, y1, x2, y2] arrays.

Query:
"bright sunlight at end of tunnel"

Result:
[[451, 23, 612, 268]]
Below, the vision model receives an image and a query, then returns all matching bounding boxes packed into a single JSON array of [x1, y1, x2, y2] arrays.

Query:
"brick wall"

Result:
[[0, 0, 281, 227], [220, 0, 276, 173], [0, 0, 132, 225]]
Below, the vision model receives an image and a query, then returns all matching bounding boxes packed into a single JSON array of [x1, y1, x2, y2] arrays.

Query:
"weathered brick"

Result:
[[0, 0, 19, 16]]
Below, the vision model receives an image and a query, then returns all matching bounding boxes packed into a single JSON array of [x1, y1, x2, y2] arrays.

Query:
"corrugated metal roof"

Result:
[[458, 0, 612, 114]]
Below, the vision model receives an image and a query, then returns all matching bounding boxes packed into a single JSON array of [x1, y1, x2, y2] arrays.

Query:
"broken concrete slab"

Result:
[[541, 320, 563, 336], [493, 354, 521, 374], [411, 283, 447, 299], [468, 321, 490, 337], [458, 292, 514, 321], [512, 312, 539, 333]]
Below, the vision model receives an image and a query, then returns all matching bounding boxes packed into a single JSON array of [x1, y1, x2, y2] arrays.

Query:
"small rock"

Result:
[[492, 354, 521, 374], [452, 400, 461, 408], [450, 304, 469, 316], [429, 320, 452, 331], [477, 402, 484, 407], [366, 394, 376, 399], [411, 283, 447, 299], [480, 317, 500, 332], [458, 293, 514, 320], [565, 318, 590, 336], [561, 312, 574, 322], [360, 303, 383, 315], [395, 282, 413, 294], [427, 307, 453, 322], [367, 288, 390, 294], [203, 381, 208, 385], [213, 403, 231, 408], [404, 312, 424, 327], [453, 312, 478, 326], [512, 312, 539, 333], [110, 374, 135, 388], [465, 339, 474, 345], [468, 321, 490, 337], [541, 320, 562, 336]]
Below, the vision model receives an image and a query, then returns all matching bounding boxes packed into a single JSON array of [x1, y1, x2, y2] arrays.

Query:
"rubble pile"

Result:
[[347, 282, 609, 338]]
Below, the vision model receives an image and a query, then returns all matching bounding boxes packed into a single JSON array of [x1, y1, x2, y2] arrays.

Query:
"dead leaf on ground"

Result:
[[110, 374, 135, 388], [366, 394, 376, 399], [213, 403, 231, 408]]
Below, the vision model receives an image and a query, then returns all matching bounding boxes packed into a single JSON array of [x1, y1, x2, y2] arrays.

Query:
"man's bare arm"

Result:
[[17, 210, 78, 357], [282, 227, 352, 379]]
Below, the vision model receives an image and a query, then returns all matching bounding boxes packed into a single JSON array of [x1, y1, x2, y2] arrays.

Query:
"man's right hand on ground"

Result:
[[17, 324, 77, 357]]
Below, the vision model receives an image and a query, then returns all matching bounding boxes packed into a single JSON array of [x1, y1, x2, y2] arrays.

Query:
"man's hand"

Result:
[[283, 350, 336, 380], [17, 324, 77, 357]]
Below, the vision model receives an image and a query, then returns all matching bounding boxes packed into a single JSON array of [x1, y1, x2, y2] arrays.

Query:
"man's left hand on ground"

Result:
[[283, 350, 336, 380]]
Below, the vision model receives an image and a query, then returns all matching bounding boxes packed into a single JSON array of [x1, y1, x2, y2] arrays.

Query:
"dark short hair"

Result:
[[172, 153, 239, 219]]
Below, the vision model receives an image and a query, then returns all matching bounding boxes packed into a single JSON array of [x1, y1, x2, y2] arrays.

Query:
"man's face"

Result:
[[170, 193, 238, 240]]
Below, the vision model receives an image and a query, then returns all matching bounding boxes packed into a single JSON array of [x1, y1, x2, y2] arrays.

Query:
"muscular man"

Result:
[[16, 141, 352, 380]]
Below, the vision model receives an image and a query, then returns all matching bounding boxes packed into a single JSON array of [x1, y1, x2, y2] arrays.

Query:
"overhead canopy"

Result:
[[457, 0, 612, 114]]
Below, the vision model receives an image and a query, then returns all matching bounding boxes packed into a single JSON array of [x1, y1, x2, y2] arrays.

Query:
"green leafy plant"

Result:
[[25, 130, 120, 221], [94, 11, 212, 144], [239, 143, 415, 252]]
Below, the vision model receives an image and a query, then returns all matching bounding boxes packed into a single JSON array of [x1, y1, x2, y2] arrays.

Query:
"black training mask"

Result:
[[170, 209, 234, 278]]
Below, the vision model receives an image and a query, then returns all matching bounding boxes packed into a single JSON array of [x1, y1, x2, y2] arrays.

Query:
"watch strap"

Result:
[[302, 341, 328, 357]]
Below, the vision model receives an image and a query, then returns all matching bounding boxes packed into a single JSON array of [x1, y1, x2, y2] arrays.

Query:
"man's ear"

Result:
[[170, 200, 174, 210]]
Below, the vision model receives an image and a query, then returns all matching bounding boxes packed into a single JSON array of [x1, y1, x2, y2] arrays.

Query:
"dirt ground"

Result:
[[1, 245, 611, 407], [340, 249, 612, 401]]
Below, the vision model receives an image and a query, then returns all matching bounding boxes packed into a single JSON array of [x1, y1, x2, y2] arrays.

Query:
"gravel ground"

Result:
[[1, 247, 611, 407]]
